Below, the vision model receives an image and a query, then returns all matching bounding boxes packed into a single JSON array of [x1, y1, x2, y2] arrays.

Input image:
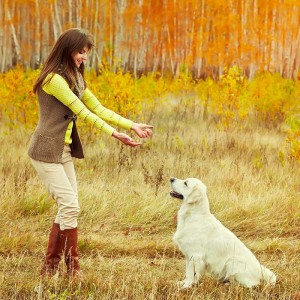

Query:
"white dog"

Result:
[[170, 177, 276, 289]]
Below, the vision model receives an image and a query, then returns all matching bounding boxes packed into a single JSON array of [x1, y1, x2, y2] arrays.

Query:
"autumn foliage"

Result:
[[1, 0, 300, 79], [0, 66, 299, 162]]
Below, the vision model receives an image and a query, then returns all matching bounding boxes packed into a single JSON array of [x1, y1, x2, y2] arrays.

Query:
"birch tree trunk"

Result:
[[41, 8, 50, 64], [195, 0, 205, 78], [51, 4, 59, 41], [276, 1, 284, 75], [263, 3, 269, 70], [89, 0, 99, 69], [293, 30, 300, 79], [114, 0, 126, 70], [0, 1, 7, 72], [269, 7, 277, 72], [68, 0, 73, 26], [166, 24, 174, 76], [54, 0, 62, 34], [249, 0, 258, 79], [164, 0, 174, 76], [76, 0, 82, 28], [34, 0, 41, 68], [283, 10, 293, 78], [289, 5, 300, 79], [6, 2, 22, 66], [133, 0, 143, 78]]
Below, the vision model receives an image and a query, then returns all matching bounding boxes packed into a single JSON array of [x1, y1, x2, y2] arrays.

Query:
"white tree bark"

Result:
[[290, 5, 300, 79], [0, 1, 7, 72], [68, 0, 73, 26], [133, 0, 143, 78], [34, 0, 41, 68], [89, 0, 99, 69], [269, 7, 277, 72], [50, 4, 59, 40], [54, 0, 62, 34], [114, 0, 126, 70], [6, 2, 22, 65], [76, 0, 82, 28], [40, 7, 50, 63]]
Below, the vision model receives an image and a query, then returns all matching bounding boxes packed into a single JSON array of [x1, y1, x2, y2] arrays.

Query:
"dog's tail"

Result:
[[261, 265, 276, 285]]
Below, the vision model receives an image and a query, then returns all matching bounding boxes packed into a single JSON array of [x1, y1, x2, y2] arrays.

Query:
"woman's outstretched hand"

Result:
[[131, 123, 154, 138], [112, 123, 153, 147], [112, 131, 142, 147]]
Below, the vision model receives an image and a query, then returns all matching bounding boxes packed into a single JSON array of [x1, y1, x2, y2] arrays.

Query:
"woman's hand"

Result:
[[131, 123, 153, 138], [112, 131, 142, 147]]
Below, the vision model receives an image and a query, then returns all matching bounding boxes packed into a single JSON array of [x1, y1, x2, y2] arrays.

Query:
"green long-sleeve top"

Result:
[[42, 73, 133, 144]]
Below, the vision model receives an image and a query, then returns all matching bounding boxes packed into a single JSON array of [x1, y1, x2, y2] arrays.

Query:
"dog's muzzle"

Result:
[[170, 177, 184, 199]]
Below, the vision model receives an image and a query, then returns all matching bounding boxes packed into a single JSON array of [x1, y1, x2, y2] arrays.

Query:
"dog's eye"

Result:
[[184, 181, 188, 186]]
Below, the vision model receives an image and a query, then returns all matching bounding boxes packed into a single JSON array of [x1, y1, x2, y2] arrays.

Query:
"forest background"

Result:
[[0, 0, 300, 299], [1, 0, 300, 78]]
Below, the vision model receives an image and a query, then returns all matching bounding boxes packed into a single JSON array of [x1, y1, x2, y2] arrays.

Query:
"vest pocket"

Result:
[[33, 134, 57, 159]]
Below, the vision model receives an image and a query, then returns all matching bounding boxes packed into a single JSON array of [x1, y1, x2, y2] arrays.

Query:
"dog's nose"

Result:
[[170, 177, 176, 182]]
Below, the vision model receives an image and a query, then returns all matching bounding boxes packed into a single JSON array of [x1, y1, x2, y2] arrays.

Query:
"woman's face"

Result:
[[71, 46, 89, 68]]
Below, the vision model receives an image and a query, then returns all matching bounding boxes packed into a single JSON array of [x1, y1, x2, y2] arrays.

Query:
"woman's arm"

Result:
[[81, 88, 133, 130], [81, 88, 153, 139], [43, 73, 116, 135]]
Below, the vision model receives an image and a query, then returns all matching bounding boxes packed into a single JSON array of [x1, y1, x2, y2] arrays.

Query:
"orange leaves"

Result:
[[2, 0, 300, 78]]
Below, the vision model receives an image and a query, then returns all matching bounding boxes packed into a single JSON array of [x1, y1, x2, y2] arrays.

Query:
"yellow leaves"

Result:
[[1, 65, 39, 128], [86, 67, 141, 119], [286, 131, 300, 163], [247, 72, 296, 126], [285, 115, 300, 163], [0, 65, 299, 163], [195, 66, 247, 130]]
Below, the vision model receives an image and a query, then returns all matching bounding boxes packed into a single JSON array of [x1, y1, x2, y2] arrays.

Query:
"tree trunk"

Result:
[[7, 2, 22, 66], [34, 0, 41, 68], [114, 0, 126, 70], [0, 1, 7, 72], [269, 7, 277, 72], [68, 0, 73, 26], [54, 0, 62, 34]]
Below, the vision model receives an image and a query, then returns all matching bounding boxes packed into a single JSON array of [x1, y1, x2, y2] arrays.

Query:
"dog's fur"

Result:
[[170, 177, 276, 289]]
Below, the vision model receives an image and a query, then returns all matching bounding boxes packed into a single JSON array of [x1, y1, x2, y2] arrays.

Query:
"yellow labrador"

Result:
[[170, 177, 276, 289]]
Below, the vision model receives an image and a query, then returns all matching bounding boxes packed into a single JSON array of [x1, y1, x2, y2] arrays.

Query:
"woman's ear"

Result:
[[186, 185, 202, 204]]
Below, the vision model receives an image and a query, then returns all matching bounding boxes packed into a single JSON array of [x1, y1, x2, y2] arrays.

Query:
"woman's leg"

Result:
[[39, 222, 63, 275], [53, 145, 79, 229], [60, 145, 80, 276], [31, 159, 80, 230], [31, 146, 80, 276]]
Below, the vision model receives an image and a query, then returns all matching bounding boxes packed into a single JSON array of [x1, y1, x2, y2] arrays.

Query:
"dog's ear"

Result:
[[186, 185, 202, 204]]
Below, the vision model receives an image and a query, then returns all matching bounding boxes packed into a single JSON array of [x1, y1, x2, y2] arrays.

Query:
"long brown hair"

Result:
[[33, 28, 94, 93]]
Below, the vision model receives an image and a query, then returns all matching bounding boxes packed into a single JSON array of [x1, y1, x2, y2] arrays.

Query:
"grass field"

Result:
[[0, 102, 299, 300]]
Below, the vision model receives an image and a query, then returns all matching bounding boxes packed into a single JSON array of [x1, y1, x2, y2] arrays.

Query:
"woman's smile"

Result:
[[72, 46, 89, 68]]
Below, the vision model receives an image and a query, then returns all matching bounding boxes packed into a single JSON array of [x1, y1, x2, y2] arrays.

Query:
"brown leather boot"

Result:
[[40, 223, 64, 276], [63, 227, 81, 277]]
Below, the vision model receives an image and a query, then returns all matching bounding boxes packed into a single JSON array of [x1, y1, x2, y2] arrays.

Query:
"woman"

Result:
[[28, 28, 153, 277]]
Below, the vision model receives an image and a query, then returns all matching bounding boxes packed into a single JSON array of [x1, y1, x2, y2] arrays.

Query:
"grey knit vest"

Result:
[[28, 74, 84, 163]]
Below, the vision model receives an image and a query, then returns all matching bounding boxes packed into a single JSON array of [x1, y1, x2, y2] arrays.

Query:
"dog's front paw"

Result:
[[177, 279, 193, 289]]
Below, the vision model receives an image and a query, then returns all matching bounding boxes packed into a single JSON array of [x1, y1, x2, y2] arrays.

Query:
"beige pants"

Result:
[[31, 145, 80, 230]]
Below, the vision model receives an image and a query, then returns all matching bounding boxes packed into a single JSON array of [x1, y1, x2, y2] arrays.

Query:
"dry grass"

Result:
[[0, 104, 299, 300]]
